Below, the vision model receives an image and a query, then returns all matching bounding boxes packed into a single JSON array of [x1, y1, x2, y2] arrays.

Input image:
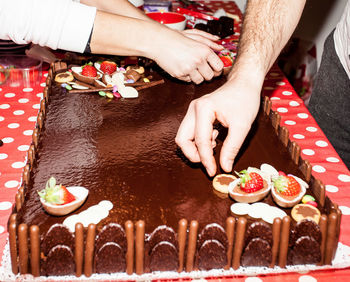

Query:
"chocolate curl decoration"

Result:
[[177, 219, 188, 272], [186, 220, 198, 272], [30, 225, 40, 277], [75, 223, 84, 277]]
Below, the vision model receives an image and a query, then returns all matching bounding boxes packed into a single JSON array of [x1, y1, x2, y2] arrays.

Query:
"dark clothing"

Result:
[[308, 30, 350, 169]]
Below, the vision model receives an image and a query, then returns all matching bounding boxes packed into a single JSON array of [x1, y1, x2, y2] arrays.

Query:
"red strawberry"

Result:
[[38, 177, 75, 205], [273, 175, 301, 196], [82, 63, 97, 77], [100, 61, 117, 75], [237, 170, 264, 193], [220, 56, 233, 67]]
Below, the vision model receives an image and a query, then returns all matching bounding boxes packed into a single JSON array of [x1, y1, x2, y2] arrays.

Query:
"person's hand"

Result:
[[175, 73, 262, 176], [149, 29, 224, 84], [181, 29, 223, 53]]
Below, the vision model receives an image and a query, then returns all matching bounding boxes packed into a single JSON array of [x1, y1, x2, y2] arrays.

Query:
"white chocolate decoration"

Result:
[[260, 163, 279, 178], [63, 200, 113, 232], [230, 202, 287, 224]]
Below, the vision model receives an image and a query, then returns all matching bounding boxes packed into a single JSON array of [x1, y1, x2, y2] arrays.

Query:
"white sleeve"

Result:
[[0, 0, 96, 53]]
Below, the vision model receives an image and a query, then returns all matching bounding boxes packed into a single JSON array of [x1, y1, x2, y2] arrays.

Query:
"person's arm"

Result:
[[81, 0, 150, 21], [90, 11, 223, 83], [175, 0, 306, 176]]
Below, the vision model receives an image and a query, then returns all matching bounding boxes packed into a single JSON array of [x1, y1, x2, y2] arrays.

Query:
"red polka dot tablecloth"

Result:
[[1, 1, 350, 281]]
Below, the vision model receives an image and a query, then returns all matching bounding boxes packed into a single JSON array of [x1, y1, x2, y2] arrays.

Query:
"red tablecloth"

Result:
[[1, 1, 350, 281]]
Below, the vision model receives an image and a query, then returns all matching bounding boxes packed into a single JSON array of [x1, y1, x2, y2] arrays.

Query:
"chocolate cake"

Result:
[[8, 60, 341, 278]]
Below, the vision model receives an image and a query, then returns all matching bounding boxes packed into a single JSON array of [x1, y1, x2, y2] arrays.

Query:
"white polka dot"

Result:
[[245, 277, 262, 282], [293, 134, 305, 139], [28, 116, 37, 122], [0, 116, 4, 122], [277, 107, 288, 113], [285, 120, 296, 125], [13, 110, 25, 116], [326, 185, 339, 193], [36, 93, 43, 98], [32, 104, 40, 109], [23, 130, 33, 136], [297, 113, 309, 119], [302, 149, 315, 156], [12, 161, 25, 169], [0, 104, 10, 109], [4, 93, 15, 98], [0, 226, 4, 234], [0, 201, 12, 210], [338, 174, 350, 182], [312, 165, 326, 173], [270, 97, 280, 101], [263, 86, 274, 90], [289, 101, 300, 107], [0, 153, 8, 160], [339, 206, 350, 215], [282, 91, 292, 96], [2, 137, 14, 143], [40, 82, 46, 87], [326, 157, 339, 163], [299, 275, 317, 282], [5, 180, 19, 188], [269, 72, 279, 77], [18, 145, 30, 151], [276, 81, 286, 86], [44, 73, 48, 77], [306, 126, 318, 132], [8, 123, 20, 129], [18, 98, 29, 103], [23, 88, 33, 92], [315, 140, 328, 147]]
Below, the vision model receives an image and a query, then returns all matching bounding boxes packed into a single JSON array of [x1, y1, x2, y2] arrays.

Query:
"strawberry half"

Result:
[[38, 177, 75, 205], [273, 175, 301, 196], [237, 170, 264, 193], [82, 63, 97, 77], [100, 61, 117, 75]]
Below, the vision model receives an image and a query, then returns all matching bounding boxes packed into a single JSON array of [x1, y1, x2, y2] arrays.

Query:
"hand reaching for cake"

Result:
[[175, 70, 262, 176]]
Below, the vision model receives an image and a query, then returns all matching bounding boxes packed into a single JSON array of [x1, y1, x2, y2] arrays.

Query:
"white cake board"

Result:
[[1, 240, 350, 281]]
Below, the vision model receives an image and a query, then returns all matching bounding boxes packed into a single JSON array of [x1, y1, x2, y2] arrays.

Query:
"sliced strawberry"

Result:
[[238, 170, 264, 193], [273, 175, 301, 196], [82, 63, 97, 77], [100, 61, 117, 75], [38, 177, 75, 205]]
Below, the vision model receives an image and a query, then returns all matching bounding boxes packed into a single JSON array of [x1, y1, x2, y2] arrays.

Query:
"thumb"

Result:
[[220, 124, 251, 172]]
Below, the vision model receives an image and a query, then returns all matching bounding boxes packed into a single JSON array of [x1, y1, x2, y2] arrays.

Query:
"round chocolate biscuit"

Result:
[[44, 245, 75, 276], [149, 241, 178, 272], [42, 224, 74, 255], [294, 219, 322, 245], [95, 223, 126, 252], [147, 225, 177, 252], [54, 71, 74, 83], [291, 236, 321, 265], [212, 174, 236, 194], [95, 242, 126, 273], [241, 238, 272, 267], [198, 239, 227, 270], [198, 223, 228, 250], [245, 221, 273, 247]]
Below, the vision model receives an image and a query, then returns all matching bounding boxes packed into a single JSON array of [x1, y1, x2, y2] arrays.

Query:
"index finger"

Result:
[[207, 51, 224, 72], [194, 101, 217, 176]]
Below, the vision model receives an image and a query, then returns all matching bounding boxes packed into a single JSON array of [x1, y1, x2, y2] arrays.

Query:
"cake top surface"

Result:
[[17, 66, 306, 235]]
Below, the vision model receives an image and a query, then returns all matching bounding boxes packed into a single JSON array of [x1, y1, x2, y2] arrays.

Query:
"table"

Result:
[[1, 1, 350, 281]]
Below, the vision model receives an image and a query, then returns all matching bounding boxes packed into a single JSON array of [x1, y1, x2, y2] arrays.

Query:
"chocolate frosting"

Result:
[[16, 70, 305, 235]]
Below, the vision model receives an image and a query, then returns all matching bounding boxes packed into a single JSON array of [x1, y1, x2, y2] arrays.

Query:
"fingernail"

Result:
[[225, 160, 233, 172]]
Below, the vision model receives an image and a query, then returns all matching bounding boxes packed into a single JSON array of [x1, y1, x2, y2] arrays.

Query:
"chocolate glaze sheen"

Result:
[[17, 70, 304, 235]]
